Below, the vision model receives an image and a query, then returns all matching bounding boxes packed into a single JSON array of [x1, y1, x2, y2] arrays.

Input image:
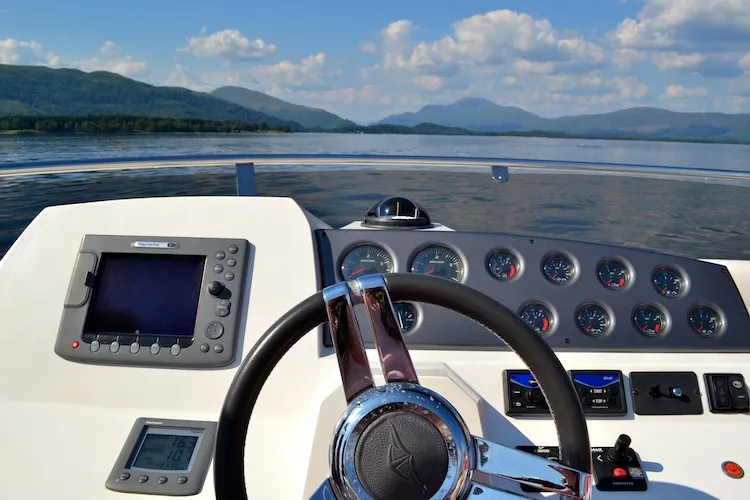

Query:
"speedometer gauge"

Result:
[[410, 245, 465, 282], [340, 244, 394, 280]]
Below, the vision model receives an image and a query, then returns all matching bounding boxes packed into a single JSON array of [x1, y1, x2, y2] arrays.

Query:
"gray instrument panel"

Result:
[[105, 418, 217, 496], [315, 229, 750, 351], [54, 234, 249, 368]]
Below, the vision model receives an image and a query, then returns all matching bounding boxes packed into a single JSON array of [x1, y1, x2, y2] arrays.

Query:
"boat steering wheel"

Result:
[[214, 273, 593, 499]]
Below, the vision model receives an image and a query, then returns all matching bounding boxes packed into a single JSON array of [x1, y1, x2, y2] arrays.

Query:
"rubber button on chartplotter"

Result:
[[109, 341, 120, 353], [228, 245, 238, 254], [90, 340, 100, 352], [157, 477, 168, 484], [200, 343, 210, 353], [150, 343, 160, 355], [216, 251, 226, 260], [170, 344, 181, 356], [226, 258, 236, 267], [205, 321, 224, 340], [613, 468, 628, 478], [176, 477, 188, 484], [138, 475, 148, 483], [119, 473, 130, 481], [129, 342, 140, 354]]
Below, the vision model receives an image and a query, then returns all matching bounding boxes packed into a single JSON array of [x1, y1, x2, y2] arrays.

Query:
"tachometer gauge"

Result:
[[689, 305, 723, 338], [487, 250, 521, 281], [392, 303, 418, 333], [597, 259, 630, 290], [633, 304, 667, 337], [576, 303, 611, 337], [653, 267, 684, 298], [519, 303, 555, 336], [340, 244, 394, 280], [542, 254, 576, 285], [410, 245, 465, 282]]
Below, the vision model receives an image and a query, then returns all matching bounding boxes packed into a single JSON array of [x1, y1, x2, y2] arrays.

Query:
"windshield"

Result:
[[3, 2, 750, 261], [2, 134, 750, 260]]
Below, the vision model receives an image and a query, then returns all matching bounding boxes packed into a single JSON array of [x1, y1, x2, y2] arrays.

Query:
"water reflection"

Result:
[[1, 168, 748, 260]]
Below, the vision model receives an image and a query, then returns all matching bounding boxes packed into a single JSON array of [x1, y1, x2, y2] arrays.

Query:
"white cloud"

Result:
[[652, 51, 704, 70], [372, 10, 607, 79], [359, 42, 376, 53], [179, 29, 277, 61], [166, 52, 339, 93], [0, 38, 60, 66], [662, 84, 709, 99], [611, 0, 750, 50], [740, 53, 750, 73], [74, 41, 148, 77]]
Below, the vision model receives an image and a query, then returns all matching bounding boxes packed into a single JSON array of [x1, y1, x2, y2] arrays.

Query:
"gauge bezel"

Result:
[[688, 303, 726, 339], [408, 242, 468, 283], [392, 301, 423, 335], [575, 301, 615, 338], [486, 247, 524, 282], [540, 251, 580, 286], [338, 242, 397, 281], [517, 300, 558, 337], [631, 302, 670, 338], [596, 257, 635, 291], [651, 265, 689, 298]]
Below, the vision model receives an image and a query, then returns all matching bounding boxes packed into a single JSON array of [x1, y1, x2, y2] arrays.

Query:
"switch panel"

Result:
[[706, 374, 749, 413], [570, 370, 628, 416], [505, 370, 549, 415]]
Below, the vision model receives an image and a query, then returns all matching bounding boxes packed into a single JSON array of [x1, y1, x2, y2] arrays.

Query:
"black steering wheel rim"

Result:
[[214, 273, 591, 499]]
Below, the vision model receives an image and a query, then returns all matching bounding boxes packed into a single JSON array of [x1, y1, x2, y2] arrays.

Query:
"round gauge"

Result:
[[340, 244, 394, 280], [689, 305, 723, 338], [633, 304, 667, 337], [597, 259, 630, 290], [576, 303, 611, 337], [410, 245, 465, 282], [653, 267, 685, 298], [542, 254, 576, 285], [519, 303, 555, 336], [487, 250, 521, 281], [393, 303, 418, 333]]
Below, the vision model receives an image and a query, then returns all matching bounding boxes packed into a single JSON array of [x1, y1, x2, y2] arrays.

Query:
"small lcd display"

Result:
[[129, 427, 204, 472], [83, 253, 205, 336]]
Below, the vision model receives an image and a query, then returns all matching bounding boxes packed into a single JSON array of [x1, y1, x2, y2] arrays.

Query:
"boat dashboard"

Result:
[[0, 193, 749, 500]]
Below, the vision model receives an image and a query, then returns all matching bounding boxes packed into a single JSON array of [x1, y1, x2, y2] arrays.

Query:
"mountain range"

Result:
[[2, 64, 750, 142]]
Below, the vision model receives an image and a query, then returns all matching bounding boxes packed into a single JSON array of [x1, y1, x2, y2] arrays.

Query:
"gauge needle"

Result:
[[425, 268, 435, 275], [397, 315, 404, 329], [350, 268, 365, 277]]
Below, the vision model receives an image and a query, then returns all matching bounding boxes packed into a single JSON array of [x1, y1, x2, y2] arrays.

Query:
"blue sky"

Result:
[[2, 0, 750, 122]]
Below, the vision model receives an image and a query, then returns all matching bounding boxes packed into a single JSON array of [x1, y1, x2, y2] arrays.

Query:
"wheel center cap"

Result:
[[329, 383, 472, 500]]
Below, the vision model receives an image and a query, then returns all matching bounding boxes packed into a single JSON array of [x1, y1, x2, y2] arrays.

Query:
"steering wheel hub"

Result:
[[332, 383, 472, 499]]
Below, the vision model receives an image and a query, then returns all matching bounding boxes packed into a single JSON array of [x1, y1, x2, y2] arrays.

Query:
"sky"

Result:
[[2, 0, 750, 123]]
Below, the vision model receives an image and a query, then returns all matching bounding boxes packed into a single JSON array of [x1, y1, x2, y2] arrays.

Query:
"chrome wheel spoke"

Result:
[[471, 436, 591, 499]]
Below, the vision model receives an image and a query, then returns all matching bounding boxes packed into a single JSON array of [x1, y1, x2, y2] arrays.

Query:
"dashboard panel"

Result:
[[315, 229, 750, 351]]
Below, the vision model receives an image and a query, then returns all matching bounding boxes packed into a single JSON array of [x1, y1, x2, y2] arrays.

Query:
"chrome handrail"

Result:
[[1, 153, 750, 187]]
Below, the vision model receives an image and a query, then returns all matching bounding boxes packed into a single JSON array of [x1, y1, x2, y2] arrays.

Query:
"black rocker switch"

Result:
[[592, 434, 647, 492]]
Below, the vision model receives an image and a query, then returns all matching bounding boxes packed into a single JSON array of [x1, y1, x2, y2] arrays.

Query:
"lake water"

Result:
[[2, 133, 750, 260]]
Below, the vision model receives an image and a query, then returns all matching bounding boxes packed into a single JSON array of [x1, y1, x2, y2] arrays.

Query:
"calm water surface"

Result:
[[1, 133, 750, 260]]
